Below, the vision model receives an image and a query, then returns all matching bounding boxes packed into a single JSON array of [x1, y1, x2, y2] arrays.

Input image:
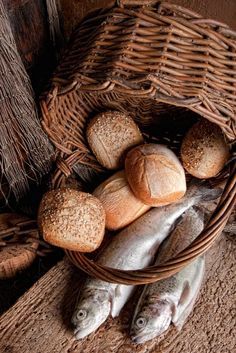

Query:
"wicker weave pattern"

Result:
[[41, 1, 236, 285]]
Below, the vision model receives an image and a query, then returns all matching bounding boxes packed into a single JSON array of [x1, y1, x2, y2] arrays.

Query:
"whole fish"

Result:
[[130, 207, 206, 344], [72, 184, 219, 340]]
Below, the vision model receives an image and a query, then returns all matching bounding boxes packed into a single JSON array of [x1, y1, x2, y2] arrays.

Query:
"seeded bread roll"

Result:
[[125, 144, 186, 206], [86, 111, 143, 170], [38, 188, 105, 252], [181, 120, 230, 179], [93, 171, 150, 230]]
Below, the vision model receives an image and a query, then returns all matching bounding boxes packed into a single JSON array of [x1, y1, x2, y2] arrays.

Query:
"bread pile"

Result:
[[38, 112, 229, 252]]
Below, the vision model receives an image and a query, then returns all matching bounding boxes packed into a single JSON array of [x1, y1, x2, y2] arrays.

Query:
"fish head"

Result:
[[131, 299, 173, 344], [72, 288, 111, 340]]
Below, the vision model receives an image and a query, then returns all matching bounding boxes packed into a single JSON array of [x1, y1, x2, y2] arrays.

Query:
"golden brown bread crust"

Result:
[[181, 120, 230, 179], [125, 144, 186, 206], [93, 171, 150, 230], [86, 111, 143, 170], [38, 188, 105, 252]]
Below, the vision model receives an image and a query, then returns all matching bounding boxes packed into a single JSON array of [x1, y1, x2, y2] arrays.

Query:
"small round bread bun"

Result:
[[125, 144, 186, 206], [86, 111, 143, 170], [38, 188, 105, 252], [181, 119, 230, 179], [93, 171, 150, 230]]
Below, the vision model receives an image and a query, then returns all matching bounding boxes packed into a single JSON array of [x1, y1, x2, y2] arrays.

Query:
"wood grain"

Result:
[[0, 232, 235, 353]]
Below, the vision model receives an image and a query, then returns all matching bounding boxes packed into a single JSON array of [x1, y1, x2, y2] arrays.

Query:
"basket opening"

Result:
[[84, 92, 200, 155], [49, 89, 225, 192]]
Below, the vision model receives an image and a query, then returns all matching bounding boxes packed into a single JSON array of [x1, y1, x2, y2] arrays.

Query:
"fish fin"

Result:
[[109, 286, 120, 318], [170, 300, 178, 318], [179, 281, 191, 306], [173, 258, 205, 330], [115, 285, 122, 298], [173, 282, 201, 330], [110, 285, 134, 318], [172, 280, 191, 326]]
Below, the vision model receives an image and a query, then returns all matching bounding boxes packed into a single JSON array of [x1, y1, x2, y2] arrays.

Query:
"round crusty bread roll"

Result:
[[181, 120, 230, 179], [38, 188, 105, 252], [93, 171, 151, 230], [86, 111, 143, 170], [125, 144, 186, 206]]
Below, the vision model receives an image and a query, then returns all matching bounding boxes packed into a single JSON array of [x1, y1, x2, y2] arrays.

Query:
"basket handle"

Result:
[[117, 0, 159, 7]]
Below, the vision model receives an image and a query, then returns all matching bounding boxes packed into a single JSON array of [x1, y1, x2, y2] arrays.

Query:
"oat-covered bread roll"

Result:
[[93, 171, 150, 230], [38, 188, 105, 252], [181, 120, 230, 179], [125, 144, 186, 206], [86, 111, 143, 170]]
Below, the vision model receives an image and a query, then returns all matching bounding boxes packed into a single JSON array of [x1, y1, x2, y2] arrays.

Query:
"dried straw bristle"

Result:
[[0, 0, 54, 201]]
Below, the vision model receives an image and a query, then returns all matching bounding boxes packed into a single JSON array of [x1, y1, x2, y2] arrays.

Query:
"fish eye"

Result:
[[76, 309, 87, 320], [136, 317, 147, 329]]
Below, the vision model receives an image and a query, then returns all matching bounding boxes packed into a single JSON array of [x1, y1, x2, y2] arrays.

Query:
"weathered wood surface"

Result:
[[0, 232, 235, 353]]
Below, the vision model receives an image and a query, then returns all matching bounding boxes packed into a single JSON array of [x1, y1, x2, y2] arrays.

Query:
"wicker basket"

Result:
[[0, 213, 39, 278], [41, 1, 236, 285]]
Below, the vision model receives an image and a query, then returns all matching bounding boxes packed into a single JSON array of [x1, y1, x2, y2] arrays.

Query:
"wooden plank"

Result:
[[0, 232, 235, 353]]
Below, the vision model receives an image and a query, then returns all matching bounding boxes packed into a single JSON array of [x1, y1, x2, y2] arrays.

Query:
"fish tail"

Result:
[[187, 180, 222, 202]]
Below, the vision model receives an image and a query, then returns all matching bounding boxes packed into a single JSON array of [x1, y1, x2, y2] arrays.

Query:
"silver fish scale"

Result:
[[156, 207, 205, 264]]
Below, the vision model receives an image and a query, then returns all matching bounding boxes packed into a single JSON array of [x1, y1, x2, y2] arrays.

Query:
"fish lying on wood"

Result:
[[130, 207, 206, 344]]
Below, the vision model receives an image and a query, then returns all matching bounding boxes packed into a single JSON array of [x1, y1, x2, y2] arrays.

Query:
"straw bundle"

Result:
[[0, 0, 54, 201]]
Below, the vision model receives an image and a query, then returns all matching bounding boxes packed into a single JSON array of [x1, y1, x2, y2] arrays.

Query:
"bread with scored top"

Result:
[[125, 144, 186, 206]]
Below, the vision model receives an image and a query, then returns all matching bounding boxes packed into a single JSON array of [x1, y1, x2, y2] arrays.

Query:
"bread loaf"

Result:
[[93, 171, 150, 230], [125, 144, 186, 206], [38, 188, 105, 252], [86, 111, 143, 170], [181, 120, 230, 179]]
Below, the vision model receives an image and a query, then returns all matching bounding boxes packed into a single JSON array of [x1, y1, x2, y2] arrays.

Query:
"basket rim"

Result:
[[65, 165, 235, 285]]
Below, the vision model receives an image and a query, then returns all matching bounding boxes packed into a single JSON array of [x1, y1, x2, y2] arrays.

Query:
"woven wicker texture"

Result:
[[0, 212, 56, 278], [0, 213, 39, 278], [41, 1, 236, 285]]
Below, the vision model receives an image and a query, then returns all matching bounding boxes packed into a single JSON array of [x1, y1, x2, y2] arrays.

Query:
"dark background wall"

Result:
[[61, 0, 236, 38], [2, 0, 55, 91], [3, 0, 236, 83]]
